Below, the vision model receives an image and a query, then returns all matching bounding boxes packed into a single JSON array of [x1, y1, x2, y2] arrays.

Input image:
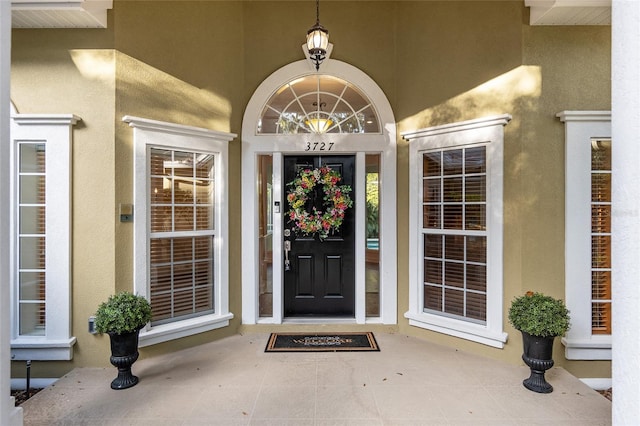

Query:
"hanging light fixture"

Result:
[[305, 101, 333, 133], [306, 0, 329, 71]]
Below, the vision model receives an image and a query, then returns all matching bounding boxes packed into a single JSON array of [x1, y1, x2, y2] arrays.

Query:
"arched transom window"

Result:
[[258, 74, 380, 135]]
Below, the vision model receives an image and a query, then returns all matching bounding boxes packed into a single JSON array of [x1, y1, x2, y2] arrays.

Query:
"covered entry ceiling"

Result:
[[11, 0, 611, 29]]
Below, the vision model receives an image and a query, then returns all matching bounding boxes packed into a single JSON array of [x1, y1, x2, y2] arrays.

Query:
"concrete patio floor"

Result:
[[18, 332, 611, 425]]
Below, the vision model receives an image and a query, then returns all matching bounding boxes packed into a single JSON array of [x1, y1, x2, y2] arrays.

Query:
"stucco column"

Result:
[[1, 1, 23, 424], [612, 0, 640, 424]]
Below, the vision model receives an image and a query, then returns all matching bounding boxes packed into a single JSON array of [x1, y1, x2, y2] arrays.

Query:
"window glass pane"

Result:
[[150, 149, 172, 176], [20, 175, 45, 204], [466, 236, 486, 263], [366, 154, 381, 317], [424, 259, 442, 284], [465, 175, 485, 202], [465, 147, 486, 174], [19, 272, 45, 300], [20, 143, 45, 173], [424, 234, 442, 259], [443, 205, 462, 229], [19, 237, 45, 269], [465, 205, 486, 230], [444, 235, 464, 261], [423, 205, 441, 229], [19, 206, 45, 235], [444, 288, 464, 316], [443, 150, 463, 175], [443, 177, 462, 202], [592, 235, 610, 269], [423, 178, 440, 203], [423, 153, 441, 177], [424, 285, 442, 311], [466, 292, 486, 321], [19, 303, 45, 336], [466, 264, 486, 292], [258, 155, 273, 317], [444, 262, 464, 288]]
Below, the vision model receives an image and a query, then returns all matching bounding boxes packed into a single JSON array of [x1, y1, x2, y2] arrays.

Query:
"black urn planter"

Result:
[[108, 329, 141, 390], [521, 331, 556, 393]]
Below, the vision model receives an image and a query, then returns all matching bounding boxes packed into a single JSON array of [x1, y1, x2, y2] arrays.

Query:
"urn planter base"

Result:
[[108, 330, 141, 390], [520, 332, 556, 394]]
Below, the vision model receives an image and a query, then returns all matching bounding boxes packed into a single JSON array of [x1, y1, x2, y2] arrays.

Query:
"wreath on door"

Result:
[[286, 166, 353, 240]]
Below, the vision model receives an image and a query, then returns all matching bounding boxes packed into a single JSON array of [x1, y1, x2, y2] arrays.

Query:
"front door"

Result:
[[283, 155, 355, 316]]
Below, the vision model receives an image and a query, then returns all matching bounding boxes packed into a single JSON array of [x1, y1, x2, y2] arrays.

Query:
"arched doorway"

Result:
[[241, 58, 396, 325]]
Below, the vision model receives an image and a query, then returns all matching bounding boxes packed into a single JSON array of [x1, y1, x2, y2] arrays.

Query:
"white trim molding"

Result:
[[124, 115, 236, 347], [403, 114, 511, 349], [558, 110, 612, 360]]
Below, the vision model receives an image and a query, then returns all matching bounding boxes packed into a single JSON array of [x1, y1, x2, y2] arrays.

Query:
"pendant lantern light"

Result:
[[306, 0, 329, 71]]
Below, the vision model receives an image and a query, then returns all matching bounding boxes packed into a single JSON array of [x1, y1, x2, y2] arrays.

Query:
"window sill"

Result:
[[404, 311, 508, 349], [561, 336, 612, 360], [11, 337, 77, 361], [138, 313, 234, 347]]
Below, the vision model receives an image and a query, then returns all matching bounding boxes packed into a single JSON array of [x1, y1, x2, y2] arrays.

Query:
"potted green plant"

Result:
[[94, 292, 152, 390], [508, 291, 570, 393]]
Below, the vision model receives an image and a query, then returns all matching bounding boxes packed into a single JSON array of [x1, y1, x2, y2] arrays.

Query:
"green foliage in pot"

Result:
[[508, 291, 570, 338], [95, 292, 152, 335]]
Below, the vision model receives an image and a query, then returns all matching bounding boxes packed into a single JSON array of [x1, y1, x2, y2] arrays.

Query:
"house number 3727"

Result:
[[305, 141, 334, 151]]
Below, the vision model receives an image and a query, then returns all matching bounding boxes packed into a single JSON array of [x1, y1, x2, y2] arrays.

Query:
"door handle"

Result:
[[284, 240, 291, 271]]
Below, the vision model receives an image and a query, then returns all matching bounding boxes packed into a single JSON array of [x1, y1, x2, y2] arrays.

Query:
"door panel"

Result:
[[284, 155, 355, 316]]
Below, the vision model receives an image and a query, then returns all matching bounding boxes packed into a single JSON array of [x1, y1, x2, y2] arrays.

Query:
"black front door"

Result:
[[283, 155, 356, 316]]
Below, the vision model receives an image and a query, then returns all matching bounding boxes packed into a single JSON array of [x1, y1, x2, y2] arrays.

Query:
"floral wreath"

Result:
[[286, 166, 353, 240]]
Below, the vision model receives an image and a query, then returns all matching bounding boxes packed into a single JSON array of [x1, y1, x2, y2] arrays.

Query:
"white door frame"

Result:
[[241, 58, 397, 325]]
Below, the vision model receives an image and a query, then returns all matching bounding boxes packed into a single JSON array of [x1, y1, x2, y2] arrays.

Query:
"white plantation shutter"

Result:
[[149, 149, 215, 324]]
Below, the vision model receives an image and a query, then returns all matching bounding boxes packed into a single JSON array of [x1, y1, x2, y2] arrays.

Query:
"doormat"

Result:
[[265, 332, 379, 352]]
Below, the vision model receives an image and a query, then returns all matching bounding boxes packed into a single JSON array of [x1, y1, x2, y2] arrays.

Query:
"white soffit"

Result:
[[526, 0, 611, 25], [12, 0, 112, 28]]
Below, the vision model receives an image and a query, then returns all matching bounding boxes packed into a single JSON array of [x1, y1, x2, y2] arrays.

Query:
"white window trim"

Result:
[[558, 110, 612, 360], [10, 113, 80, 360], [403, 114, 511, 349], [124, 115, 236, 347]]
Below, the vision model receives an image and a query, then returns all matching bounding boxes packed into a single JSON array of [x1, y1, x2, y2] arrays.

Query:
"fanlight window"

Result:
[[258, 74, 380, 134]]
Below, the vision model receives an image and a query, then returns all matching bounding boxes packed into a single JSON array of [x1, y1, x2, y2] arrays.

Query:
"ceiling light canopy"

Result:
[[306, 0, 329, 71]]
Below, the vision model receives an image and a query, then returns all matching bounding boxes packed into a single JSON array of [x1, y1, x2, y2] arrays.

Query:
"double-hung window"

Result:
[[403, 115, 510, 348], [10, 112, 79, 360], [559, 111, 612, 360], [126, 116, 235, 347]]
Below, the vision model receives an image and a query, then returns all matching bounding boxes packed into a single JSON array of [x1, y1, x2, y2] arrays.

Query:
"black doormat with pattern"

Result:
[[265, 332, 379, 352]]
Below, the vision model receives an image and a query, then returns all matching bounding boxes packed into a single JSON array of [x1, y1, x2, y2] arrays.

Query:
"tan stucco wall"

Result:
[[10, 1, 611, 380]]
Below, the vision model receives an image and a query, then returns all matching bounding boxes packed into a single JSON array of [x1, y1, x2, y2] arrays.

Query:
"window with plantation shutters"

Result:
[[127, 115, 235, 347], [10, 112, 79, 361], [422, 147, 488, 323], [558, 110, 611, 361], [591, 140, 612, 334], [149, 149, 215, 324], [404, 115, 510, 349]]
